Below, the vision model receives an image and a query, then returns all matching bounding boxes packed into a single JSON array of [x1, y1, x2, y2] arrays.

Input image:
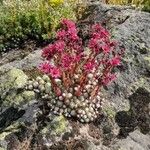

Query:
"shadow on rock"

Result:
[[115, 87, 150, 138]]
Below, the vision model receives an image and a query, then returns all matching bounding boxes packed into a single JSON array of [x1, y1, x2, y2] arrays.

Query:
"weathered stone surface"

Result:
[[0, 49, 42, 74], [0, 2, 150, 150], [77, 2, 150, 150], [112, 130, 150, 150]]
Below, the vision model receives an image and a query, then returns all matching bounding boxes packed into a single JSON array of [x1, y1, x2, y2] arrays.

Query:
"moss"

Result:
[[14, 95, 25, 105], [2, 92, 17, 106]]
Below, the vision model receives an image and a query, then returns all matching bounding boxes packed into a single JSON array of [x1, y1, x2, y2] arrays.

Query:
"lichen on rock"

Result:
[[8, 68, 28, 89], [41, 115, 69, 136], [0, 68, 35, 107]]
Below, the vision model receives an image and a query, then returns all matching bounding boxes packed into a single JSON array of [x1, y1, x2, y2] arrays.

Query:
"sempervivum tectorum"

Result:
[[26, 19, 124, 123]]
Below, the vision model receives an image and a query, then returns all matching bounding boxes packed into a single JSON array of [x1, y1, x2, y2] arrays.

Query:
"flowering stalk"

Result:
[[39, 19, 124, 100]]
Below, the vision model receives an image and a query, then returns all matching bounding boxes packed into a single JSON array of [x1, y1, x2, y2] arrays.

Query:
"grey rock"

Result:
[[0, 2, 149, 150], [112, 130, 150, 150]]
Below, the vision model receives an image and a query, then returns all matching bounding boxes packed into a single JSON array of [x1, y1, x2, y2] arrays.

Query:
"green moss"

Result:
[[0, 0, 77, 52]]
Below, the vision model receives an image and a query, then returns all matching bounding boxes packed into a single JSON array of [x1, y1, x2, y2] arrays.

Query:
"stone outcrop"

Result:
[[0, 2, 149, 150]]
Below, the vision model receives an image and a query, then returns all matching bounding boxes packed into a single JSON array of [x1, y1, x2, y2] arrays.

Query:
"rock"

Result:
[[78, 2, 150, 150], [112, 130, 150, 150], [0, 2, 149, 150], [0, 103, 39, 149], [0, 49, 42, 74]]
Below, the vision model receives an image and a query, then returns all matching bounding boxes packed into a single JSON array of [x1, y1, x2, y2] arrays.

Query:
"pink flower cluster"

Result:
[[39, 19, 124, 96]]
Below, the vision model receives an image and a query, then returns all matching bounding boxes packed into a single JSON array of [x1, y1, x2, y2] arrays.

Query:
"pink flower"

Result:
[[39, 20, 124, 92], [55, 40, 65, 52], [92, 32, 101, 39], [102, 44, 111, 53], [92, 24, 109, 39], [39, 62, 52, 74], [56, 29, 66, 39], [67, 27, 79, 41], [109, 56, 121, 66], [42, 44, 56, 60], [72, 43, 83, 52], [100, 29, 110, 38], [110, 40, 118, 47], [49, 67, 61, 78], [102, 73, 116, 85], [39, 62, 61, 78], [88, 38, 100, 53], [84, 60, 96, 72], [61, 54, 74, 69]]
